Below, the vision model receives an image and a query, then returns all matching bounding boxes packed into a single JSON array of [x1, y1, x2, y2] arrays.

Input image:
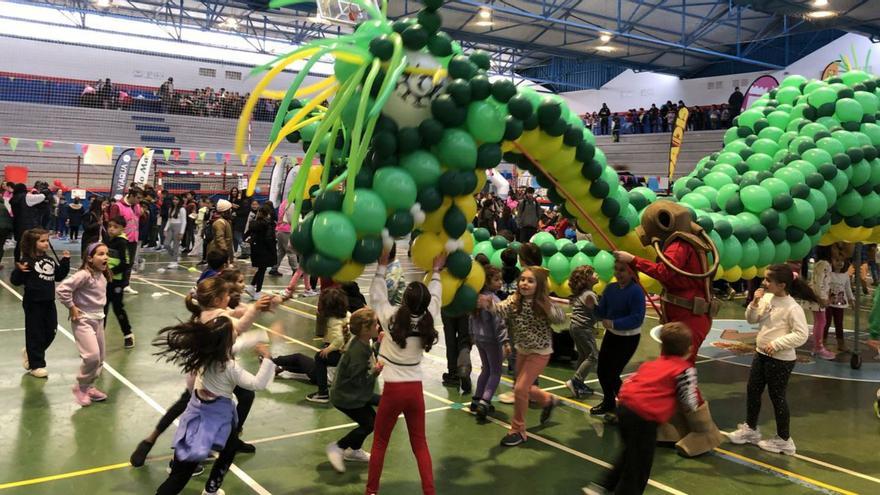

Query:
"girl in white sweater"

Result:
[[729, 264, 814, 455], [365, 251, 445, 495]]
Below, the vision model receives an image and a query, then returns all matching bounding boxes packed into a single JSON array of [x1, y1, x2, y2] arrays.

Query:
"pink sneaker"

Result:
[[813, 348, 836, 360], [87, 387, 108, 401], [72, 385, 92, 407]]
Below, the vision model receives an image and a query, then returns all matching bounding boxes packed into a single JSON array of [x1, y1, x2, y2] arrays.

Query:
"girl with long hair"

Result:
[[243, 202, 277, 297], [163, 195, 185, 269]]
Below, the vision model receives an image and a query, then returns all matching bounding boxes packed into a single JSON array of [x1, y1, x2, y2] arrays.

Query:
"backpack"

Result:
[[203, 212, 217, 242]]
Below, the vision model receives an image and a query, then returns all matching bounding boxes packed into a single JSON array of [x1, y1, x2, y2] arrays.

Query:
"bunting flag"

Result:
[[224, 152, 232, 163], [9, 137, 18, 152], [163, 149, 172, 161], [199, 151, 207, 162], [36, 140, 45, 152], [75, 143, 83, 155], [171, 149, 181, 160], [189, 150, 197, 161], [215, 152, 224, 163], [82, 144, 89, 155], [44, 140, 53, 148], [240, 153, 249, 166], [1, 137, 9, 145], [104, 145, 114, 158], [135, 147, 144, 158]]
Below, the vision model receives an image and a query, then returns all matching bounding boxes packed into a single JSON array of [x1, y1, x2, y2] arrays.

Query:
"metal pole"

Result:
[[76, 154, 81, 187], [852, 243, 863, 369]]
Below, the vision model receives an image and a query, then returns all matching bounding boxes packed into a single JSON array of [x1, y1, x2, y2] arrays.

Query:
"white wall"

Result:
[[0, 36, 324, 93], [562, 33, 879, 114]]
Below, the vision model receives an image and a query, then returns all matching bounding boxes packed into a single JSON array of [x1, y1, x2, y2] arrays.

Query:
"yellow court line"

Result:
[[715, 447, 859, 495], [0, 462, 132, 490]]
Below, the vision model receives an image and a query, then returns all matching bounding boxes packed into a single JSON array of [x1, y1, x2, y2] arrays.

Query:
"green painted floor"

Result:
[[0, 250, 879, 495]]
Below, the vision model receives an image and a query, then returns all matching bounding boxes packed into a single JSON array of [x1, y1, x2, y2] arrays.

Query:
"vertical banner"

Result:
[[109, 148, 137, 200], [668, 106, 690, 183], [132, 148, 156, 187], [269, 155, 288, 206]]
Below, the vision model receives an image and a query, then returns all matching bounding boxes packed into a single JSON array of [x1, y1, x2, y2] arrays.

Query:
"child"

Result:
[[153, 315, 277, 495], [197, 249, 229, 283], [478, 266, 566, 447], [163, 194, 185, 269], [500, 247, 521, 295], [729, 264, 813, 455], [326, 307, 382, 473], [105, 216, 134, 348], [366, 251, 445, 495], [469, 265, 510, 422], [591, 261, 647, 416], [808, 247, 834, 359], [57, 242, 111, 406], [824, 257, 854, 352], [244, 203, 277, 298], [12, 228, 71, 378], [305, 287, 351, 403], [566, 265, 600, 398], [583, 322, 700, 495]]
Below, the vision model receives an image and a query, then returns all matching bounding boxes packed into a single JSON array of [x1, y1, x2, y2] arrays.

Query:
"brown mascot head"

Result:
[[636, 200, 705, 249]]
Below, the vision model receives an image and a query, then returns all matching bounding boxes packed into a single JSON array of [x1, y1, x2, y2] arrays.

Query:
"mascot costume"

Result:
[[616, 200, 724, 457]]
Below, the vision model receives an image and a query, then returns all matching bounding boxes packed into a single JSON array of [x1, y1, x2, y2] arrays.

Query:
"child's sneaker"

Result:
[[812, 347, 836, 360], [29, 368, 48, 378], [72, 385, 92, 407], [540, 397, 559, 424], [475, 400, 492, 422], [86, 387, 108, 401], [500, 432, 525, 447], [279, 289, 293, 299], [201, 489, 223, 495], [326, 442, 345, 473], [498, 391, 515, 404], [343, 448, 371, 463], [566, 378, 589, 398], [244, 285, 257, 299], [124, 286, 138, 295], [306, 391, 330, 404], [468, 399, 479, 412], [582, 483, 611, 495], [728, 423, 761, 445], [124, 335, 136, 349], [758, 435, 796, 455]]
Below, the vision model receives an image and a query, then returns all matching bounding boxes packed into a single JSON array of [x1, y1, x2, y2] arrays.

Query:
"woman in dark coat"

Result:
[[243, 202, 277, 297], [81, 197, 105, 257]]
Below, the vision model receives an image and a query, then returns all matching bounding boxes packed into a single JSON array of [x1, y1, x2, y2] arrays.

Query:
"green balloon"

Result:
[[746, 153, 774, 171], [738, 109, 764, 128], [807, 189, 829, 218], [755, 238, 776, 267], [788, 159, 818, 178], [758, 126, 785, 142], [681, 192, 711, 211], [466, 100, 505, 143], [473, 240, 494, 258], [741, 185, 772, 213], [531, 231, 556, 247], [854, 91, 879, 115], [862, 192, 880, 218], [869, 157, 880, 185], [751, 138, 780, 156], [693, 186, 719, 208], [851, 159, 871, 187], [786, 198, 815, 230], [816, 137, 845, 156], [717, 152, 742, 166], [300, 121, 319, 142], [593, 251, 615, 281], [446, 250, 473, 279], [555, 238, 573, 250], [448, 285, 478, 315], [789, 235, 813, 260], [400, 150, 441, 188], [837, 189, 863, 216], [808, 87, 837, 108], [436, 129, 478, 170], [773, 241, 792, 264], [740, 239, 759, 267], [548, 252, 570, 283], [704, 171, 733, 189], [312, 211, 357, 260], [373, 167, 417, 210], [723, 127, 740, 145], [540, 242, 558, 257], [720, 236, 742, 269], [490, 249, 504, 268], [829, 169, 849, 195], [775, 86, 801, 105], [569, 252, 592, 272], [774, 167, 805, 188], [835, 98, 864, 122], [473, 227, 491, 242], [345, 189, 387, 235], [290, 212, 315, 257], [443, 205, 468, 238], [491, 235, 509, 250], [716, 183, 741, 210], [781, 75, 807, 88]]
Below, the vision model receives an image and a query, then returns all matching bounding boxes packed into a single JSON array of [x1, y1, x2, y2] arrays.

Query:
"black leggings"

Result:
[[155, 387, 255, 437], [746, 352, 795, 440], [104, 282, 132, 337], [251, 267, 267, 292], [602, 405, 657, 495], [336, 399, 379, 450], [823, 306, 844, 340], [274, 353, 317, 383], [442, 313, 472, 376], [597, 332, 641, 409], [156, 425, 237, 495], [314, 348, 342, 394]]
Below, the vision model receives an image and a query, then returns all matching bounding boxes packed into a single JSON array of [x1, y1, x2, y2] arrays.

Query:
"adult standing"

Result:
[[228, 187, 247, 256], [158, 77, 174, 113], [244, 203, 277, 298], [81, 197, 105, 259], [109, 186, 143, 295], [11, 183, 48, 262], [208, 199, 235, 264], [66, 198, 84, 241], [728, 86, 744, 120], [598, 103, 611, 136], [614, 200, 724, 457], [515, 187, 541, 243]]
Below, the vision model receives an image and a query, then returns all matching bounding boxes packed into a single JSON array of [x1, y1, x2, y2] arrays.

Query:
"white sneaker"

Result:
[[22, 348, 28, 370], [326, 442, 346, 473], [29, 368, 48, 378], [498, 391, 515, 404], [582, 483, 610, 495], [124, 286, 139, 295], [201, 489, 224, 495], [299, 289, 319, 298], [758, 435, 796, 455], [279, 289, 293, 299], [343, 448, 371, 463], [167, 262, 180, 269], [727, 423, 761, 445], [244, 285, 257, 299]]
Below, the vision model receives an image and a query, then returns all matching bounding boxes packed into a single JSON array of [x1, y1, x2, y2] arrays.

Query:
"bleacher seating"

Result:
[[594, 130, 725, 178]]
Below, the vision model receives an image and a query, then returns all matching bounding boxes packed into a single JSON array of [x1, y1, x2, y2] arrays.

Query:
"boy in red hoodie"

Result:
[[584, 322, 699, 495]]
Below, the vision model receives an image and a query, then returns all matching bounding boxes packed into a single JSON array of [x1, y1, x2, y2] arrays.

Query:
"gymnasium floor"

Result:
[[1, 246, 879, 495]]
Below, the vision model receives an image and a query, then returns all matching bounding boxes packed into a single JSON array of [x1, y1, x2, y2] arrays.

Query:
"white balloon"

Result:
[[381, 228, 395, 250], [410, 203, 426, 227], [445, 238, 463, 253]]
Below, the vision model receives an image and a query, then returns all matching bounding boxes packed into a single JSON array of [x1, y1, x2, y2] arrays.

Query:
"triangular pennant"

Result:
[[189, 150, 197, 161], [1, 136, 9, 145], [240, 153, 248, 165], [223, 152, 231, 163], [135, 147, 144, 158], [36, 140, 44, 152], [82, 144, 90, 155], [172, 149, 181, 160], [199, 152, 207, 162], [44, 140, 53, 148], [75, 143, 83, 155], [215, 152, 223, 163], [9, 137, 18, 152], [163, 149, 172, 161], [104, 145, 114, 158]]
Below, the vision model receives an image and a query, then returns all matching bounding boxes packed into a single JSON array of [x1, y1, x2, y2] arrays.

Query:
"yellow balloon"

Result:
[[439, 269, 463, 306], [549, 278, 572, 297], [500, 140, 515, 152], [422, 197, 452, 233], [543, 147, 575, 171], [464, 262, 486, 292], [741, 266, 757, 280], [461, 231, 475, 254], [473, 169, 487, 194], [638, 273, 661, 294], [516, 129, 542, 150], [455, 195, 478, 223], [829, 222, 849, 240], [722, 266, 742, 282], [818, 232, 837, 246], [532, 133, 564, 160], [304, 165, 324, 199], [755, 266, 766, 278], [411, 232, 447, 271], [714, 267, 725, 281], [594, 280, 607, 295], [333, 261, 364, 282]]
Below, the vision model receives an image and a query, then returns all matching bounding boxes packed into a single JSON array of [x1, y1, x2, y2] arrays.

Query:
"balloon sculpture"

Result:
[[236, 0, 880, 315]]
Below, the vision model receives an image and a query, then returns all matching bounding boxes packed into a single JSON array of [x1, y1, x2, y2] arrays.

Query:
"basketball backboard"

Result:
[[315, 0, 378, 25]]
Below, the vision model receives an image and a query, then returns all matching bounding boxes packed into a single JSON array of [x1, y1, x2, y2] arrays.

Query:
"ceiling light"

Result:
[[474, 20, 494, 27], [812, 0, 829, 7], [479, 8, 492, 19], [221, 17, 239, 29], [806, 10, 836, 18], [93, 0, 112, 7], [596, 45, 615, 52], [599, 32, 612, 43]]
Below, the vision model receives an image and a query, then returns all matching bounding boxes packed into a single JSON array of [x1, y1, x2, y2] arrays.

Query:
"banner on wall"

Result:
[[109, 148, 136, 200], [132, 148, 155, 187], [822, 61, 842, 80], [741, 75, 780, 111], [668, 106, 690, 181]]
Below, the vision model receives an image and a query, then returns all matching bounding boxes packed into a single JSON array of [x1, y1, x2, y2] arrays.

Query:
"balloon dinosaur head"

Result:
[[636, 200, 706, 250]]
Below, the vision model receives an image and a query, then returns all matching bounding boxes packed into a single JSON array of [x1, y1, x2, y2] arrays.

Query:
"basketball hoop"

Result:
[[315, 0, 377, 26]]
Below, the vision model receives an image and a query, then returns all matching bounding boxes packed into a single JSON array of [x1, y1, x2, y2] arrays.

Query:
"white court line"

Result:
[[0, 279, 272, 495], [0, 327, 25, 333]]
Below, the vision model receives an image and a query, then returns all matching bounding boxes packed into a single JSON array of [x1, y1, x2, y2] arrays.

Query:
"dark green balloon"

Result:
[[491, 235, 509, 250], [417, 186, 443, 212], [491, 80, 517, 103], [773, 193, 794, 210], [601, 198, 620, 217], [443, 205, 468, 238], [790, 183, 810, 199], [419, 118, 445, 146], [476, 143, 502, 170], [352, 236, 383, 264], [313, 190, 344, 213], [507, 94, 533, 120], [446, 78, 472, 106], [503, 116, 524, 141], [402, 24, 429, 50], [582, 242, 599, 256], [581, 160, 603, 180], [469, 75, 491, 100], [767, 227, 786, 243], [290, 213, 315, 257], [589, 179, 610, 198], [448, 285, 478, 315], [417, 9, 442, 34], [397, 127, 422, 154], [386, 210, 414, 238], [537, 100, 562, 127], [714, 219, 732, 238], [448, 55, 477, 80], [438, 170, 466, 197], [431, 94, 466, 126], [305, 252, 342, 277], [609, 216, 630, 237], [427, 31, 453, 57], [446, 250, 473, 279], [540, 242, 557, 257]]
